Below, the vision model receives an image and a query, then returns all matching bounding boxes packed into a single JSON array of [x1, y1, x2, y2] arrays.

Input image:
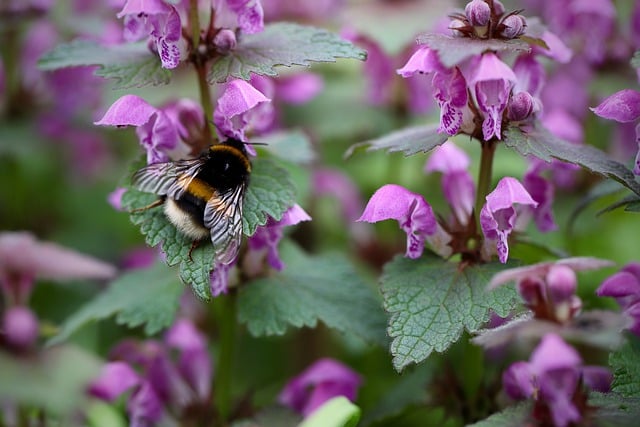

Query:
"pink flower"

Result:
[[279, 358, 361, 417], [358, 184, 451, 258], [480, 177, 537, 263], [213, 79, 272, 142]]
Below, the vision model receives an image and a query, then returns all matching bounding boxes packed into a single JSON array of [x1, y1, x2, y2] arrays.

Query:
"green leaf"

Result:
[[209, 23, 366, 83], [467, 402, 531, 427], [49, 262, 183, 345], [0, 345, 102, 416], [38, 39, 170, 89], [610, 336, 640, 397], [588, 392, 640, 427], [361, 363, 434, 425], [243, 157, 297, 236], [344, 124, 448, 158], [121, 156, 296, 298], [416, 34, 531, 68], [381, 255, 518, 371], [299, 397, 361, 427], [237, 242, 388, 346], [503, 124, 640, 196], [258, 130, 316, 164]]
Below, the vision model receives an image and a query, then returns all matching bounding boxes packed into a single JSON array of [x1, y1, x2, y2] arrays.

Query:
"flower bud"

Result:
[[213, 29, 237, 54], [492, 0, 506, 16], [517, 276, 544, 306], [507, 91, 535, 121], [3, 306, 39, 350], [546, 265, 577, 305], [465, 0, 491, 27], [500, 14, 527, 39]]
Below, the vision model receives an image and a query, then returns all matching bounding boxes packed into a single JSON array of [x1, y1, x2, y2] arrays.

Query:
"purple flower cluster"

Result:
[[359, 141, 542, 264], [503, 333, 611, 427], [396, 1, 567, 141], [115, 0, 265, 69], [89, 318, 213, 426]]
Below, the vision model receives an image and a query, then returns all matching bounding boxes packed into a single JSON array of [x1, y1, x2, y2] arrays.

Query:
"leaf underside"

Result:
[[209, 23, 367, 83], [610, 336, 640, 397], [416, 34, 531, 68], [504, 124, 640, 196], [345, 123, 448, 158], [38, 39, 170, 89], [381, 255, 518, 371]]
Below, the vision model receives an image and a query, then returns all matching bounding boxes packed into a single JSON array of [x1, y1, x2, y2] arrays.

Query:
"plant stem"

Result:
[[213, 294, 236, 425], [474, 139, 497, 228], [189, 0, 215, 144]]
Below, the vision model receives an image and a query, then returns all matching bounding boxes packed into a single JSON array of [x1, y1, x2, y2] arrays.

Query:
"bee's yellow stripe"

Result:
[[210, 144, 251, 172], [185, 178, 215, 200]]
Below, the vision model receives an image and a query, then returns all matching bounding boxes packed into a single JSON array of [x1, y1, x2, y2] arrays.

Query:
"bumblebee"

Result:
[[132, 138, 251, 264]]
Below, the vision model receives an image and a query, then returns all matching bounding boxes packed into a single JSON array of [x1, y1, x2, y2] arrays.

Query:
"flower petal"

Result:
[[94, 94, 157, 127], [591, 89, 640, 123]]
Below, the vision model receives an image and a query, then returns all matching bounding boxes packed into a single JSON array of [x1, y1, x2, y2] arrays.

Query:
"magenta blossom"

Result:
[[503, 333, 611, 427], [424, 141, 475, 226], [467, 53, 517, 140], [213, 79, 272, 143], [312, 168, 363, 223], [480, 177, 537, 263], [489, 257, 613, 322], [278, 358, 361, 417], [591, 89, 640, 174], [89, 318, 212, 426], [95, 95, 203, 164], [358, 184, 451, 258], [597, 262, 640, 336], [117, 0, 182, 69], [246, 204, 312, 271], [214, 0, 264, 35]]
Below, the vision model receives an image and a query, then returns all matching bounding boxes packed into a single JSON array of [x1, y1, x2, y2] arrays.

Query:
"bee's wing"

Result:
[[132, 158, 206, 199], [203, 184, 246, 265]]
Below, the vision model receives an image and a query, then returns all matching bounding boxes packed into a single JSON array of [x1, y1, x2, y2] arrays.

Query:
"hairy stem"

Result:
[[474, 139, 497, 229], [213, 294, 236, 425], [189, 0, 215, 144]]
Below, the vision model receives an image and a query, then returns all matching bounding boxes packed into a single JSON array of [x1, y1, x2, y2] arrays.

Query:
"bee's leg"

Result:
[[188, 240, 201, 262], [130, 198, 164, 213]]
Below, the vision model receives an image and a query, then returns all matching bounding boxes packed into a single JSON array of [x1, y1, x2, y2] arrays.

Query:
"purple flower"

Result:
[[89, 361, 141, 402], [480, 177, 537, 263], [2, 306, 39, 351], [0, 231, 116, 305], [90, 318, 213, 425], [210, 260, 233, 297], [275, 72, 324, 105], [591, 89, 640, 175], [489, 257, 612, 322], [432, 68, 469, 136], [247, 204, 312, 271], [215, 0, 264, 34], [396, 46, 446, 78], [278, 358, 361, 417], [467, 53, 517, 140], [312, 168, 363, 223], [117, 0, 183, 69], [424, 141, 475, 226], [503, 333, 609, 427], [597, 263, 640, 336], [591, 89, 640, 123], [96, 95, 202, 164], [522, 160, 558, 232], [358, 184, 451, 258], [213, 79, 272, 142], [465, 0, 491, 27]]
